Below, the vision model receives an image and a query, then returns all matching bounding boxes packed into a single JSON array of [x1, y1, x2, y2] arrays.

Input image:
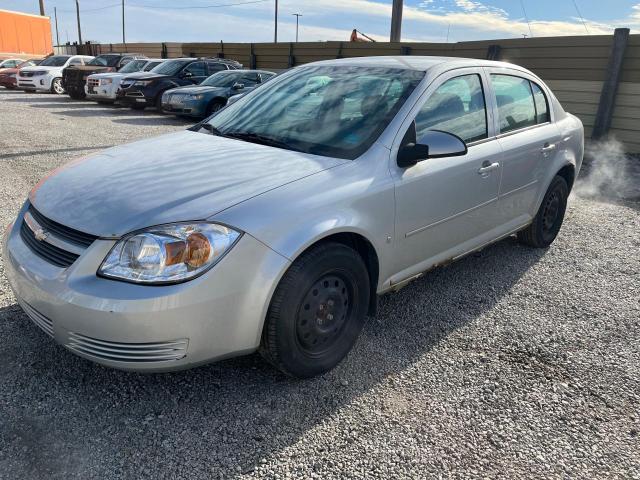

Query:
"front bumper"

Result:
[[162, 96, 207, 117], [118, 88, 153, 107], [2, 208, 290, 372], [17, 74, 52, 91], [85, 82, 118, 101]]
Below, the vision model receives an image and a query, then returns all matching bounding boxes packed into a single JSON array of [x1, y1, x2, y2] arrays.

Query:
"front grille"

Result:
[[20, 205, 98, 268], [18, 300, 54, 338], [88, 78, 99, 87], [67, 333, 188, 363], [28, 205, 97, 248]]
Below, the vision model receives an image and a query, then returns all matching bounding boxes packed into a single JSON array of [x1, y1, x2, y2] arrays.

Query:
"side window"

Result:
[[490, 74, 536, 133], [415, 74, 488, 144], [531, 81, 550, 124], [184, 62, 207, 77], [240, 73, 259, 87], [69, 58, 83, 66], [207, 63, 227, 74], [120, 57, 132, 67]]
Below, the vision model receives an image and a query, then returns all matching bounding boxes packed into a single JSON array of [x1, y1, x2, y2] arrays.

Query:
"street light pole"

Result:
[[274, 0, 278, 43], [390, 0, 403, 42], [122, 0, 126, 45], [54, 7, 60, 46], [75, 0, 83, 45], [39, 0, 45, 16], [292, 13, 302, 42]]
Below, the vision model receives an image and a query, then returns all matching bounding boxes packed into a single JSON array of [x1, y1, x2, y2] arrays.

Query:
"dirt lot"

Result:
[[0, 89, 639, 479]]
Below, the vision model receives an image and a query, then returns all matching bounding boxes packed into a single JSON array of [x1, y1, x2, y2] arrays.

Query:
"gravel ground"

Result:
[[0, 89, 639, 479]]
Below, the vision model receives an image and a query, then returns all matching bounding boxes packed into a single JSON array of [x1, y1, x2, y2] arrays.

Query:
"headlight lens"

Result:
[[98, 223, 241, 284], [187, 94, 204, 100], [33, 71, 46, 76], [100, 78, 113, 85], [133, 80, 153, 86]]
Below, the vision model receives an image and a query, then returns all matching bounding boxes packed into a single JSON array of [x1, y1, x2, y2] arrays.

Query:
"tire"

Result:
[[5, 85, 16, 90], [517, 175, 569, 248], [205, 99, 225, 117], [68, 88, 85, 100], [260, 242, 370, 378], [96, 100, 112, 105], [50, 78, 65, 95], [155, 94, 164, 112], [131, 104, 146, 111]]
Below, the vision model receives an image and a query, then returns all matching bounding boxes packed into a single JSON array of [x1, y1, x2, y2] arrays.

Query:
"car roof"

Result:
[[306, 55, 532, 75]]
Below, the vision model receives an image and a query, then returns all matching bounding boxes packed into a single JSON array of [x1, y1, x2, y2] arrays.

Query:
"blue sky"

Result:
[[4, 0, 640, 44]]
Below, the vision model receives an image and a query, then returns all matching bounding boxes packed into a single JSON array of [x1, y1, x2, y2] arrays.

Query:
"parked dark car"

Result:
[[161, 69, 275, 118], [0, 59, 41, 89], [117, 57, 242, 111], [62, 53, 147, 99]]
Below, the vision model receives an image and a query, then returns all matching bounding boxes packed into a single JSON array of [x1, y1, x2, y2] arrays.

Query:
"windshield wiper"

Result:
[[224, 131, 291, 150], [199, 123, 224, 136]]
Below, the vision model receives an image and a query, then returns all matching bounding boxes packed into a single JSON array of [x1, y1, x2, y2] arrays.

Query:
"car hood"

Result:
[[65, 65, 110, 71], [168, 85, 227, 95], [29, 130, 347, 238], [126, 73, 168, 81], [88, 72, 128, 81], [20, 66, 61, 74], [121, 71, 158, 81]]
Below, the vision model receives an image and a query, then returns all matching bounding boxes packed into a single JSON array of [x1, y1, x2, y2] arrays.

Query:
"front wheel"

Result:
[[518, 175, 569, 248], [260, 243, 370, 378], [51, 78, 65, 95]]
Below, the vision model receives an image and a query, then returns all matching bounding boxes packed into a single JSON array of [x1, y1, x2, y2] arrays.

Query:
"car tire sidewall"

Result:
[[51, 78, 64, 95], [267, 244, 370, 378], [534, 176, 569, 246], [206, 100, 224, 117]]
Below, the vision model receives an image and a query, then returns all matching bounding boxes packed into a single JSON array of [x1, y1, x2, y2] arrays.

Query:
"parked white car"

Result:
[[17, 55, 94, 93], [85, 58, 165, 103]]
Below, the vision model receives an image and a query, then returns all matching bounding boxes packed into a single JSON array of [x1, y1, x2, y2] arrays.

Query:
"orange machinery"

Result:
[[0, 9, 52, 59]]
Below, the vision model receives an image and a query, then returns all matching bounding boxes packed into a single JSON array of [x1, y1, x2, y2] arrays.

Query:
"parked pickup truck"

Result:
[[85, 58, 164, 104], [63, 53, 147, 99]]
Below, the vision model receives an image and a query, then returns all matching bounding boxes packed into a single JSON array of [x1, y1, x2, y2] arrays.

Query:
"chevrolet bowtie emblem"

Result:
[[34, 228, 49, 242]]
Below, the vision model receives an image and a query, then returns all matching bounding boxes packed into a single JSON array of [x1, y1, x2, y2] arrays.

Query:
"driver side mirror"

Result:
[[397, 126, 467, 168], [182, 71, 193, 78], [232, 82, 245, 90]]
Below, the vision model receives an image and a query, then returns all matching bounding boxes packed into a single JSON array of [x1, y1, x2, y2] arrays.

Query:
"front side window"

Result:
[[184, 62, 207, 77], [87, 55, 120, 67], [206, 65, 424, 159], [119, 59, 146, 73], [68, 58, 83, 66], [151, 60, 190, 76], [207, 63, 227, 74], [491, 74, 537, 134], [415, 74, 488, 144], [144, 61, 162, 71]]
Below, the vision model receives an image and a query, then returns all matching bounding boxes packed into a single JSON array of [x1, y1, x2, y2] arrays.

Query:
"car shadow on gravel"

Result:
[[0, 145, 114, 159], [111, 116, 195, 126], [0, 236, 546, 478]]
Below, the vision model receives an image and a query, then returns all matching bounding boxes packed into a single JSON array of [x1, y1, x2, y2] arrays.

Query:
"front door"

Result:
[[390, 70, 502, 283]]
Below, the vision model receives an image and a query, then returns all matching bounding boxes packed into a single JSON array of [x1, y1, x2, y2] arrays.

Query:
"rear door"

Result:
[[487, 70, 561, 226], [390, 68, 503, 279], [206, 62, 228, 75]]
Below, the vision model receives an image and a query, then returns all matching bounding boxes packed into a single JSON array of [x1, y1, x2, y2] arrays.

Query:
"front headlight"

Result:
[[32, 71, 46, 76], [98, 222, 241, 284], [186, 94, 204, 100], [134, 80, 153, 86], [100, 78, 113, 85]]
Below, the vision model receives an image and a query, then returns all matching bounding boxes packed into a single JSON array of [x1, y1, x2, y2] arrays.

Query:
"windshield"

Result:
[[207, 66, 424, 159], [87, 55, 121, 67], [201, 71, 245, 87], [144, 61, 162, 71], [151, 59, 190, 76], [119, 59, 146, 73], [39, 56, 70, 67], [17, 61, 36, 69]]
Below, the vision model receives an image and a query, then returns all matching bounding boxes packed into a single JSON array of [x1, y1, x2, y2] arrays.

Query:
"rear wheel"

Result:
[[517, 175, 569, 248], [260, 242, 370, 378], [50, 78, 65, 95], [155, 94, 164, 112]]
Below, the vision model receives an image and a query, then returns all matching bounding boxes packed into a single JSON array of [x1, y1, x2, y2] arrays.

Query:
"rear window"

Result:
[[490, 74, 537, 134], [88, 55, 121, 67]]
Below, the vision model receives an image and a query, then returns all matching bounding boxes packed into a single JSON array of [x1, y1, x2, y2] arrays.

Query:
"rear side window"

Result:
[[207, 63, 227, 74], [491, 74, 537, 133], [415, 74, 488, 144], [531, 81, 550, 124]]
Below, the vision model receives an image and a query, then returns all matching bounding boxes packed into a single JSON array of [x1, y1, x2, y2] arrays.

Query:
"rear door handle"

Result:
[[541, 143, 557, 153], [477, 162, 500, 174]]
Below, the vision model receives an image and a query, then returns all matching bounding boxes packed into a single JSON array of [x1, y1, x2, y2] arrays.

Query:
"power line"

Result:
[[571, 0, 590, 34], [127, 0, 269, 9]]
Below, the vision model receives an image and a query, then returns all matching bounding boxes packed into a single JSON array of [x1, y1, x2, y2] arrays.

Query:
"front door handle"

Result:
[[477, 162, 500, 175], [541, 142, 557, 153]]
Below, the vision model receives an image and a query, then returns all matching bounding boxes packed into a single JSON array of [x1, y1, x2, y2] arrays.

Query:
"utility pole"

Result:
[[54, 7, 60, 46], [39, 0, 45, 16], [75, 0, 83, 45], [292, 13, 302, 42], [122, 0, 126, 45], [274, 0, 278, 43], [390, 0, 403, 42]]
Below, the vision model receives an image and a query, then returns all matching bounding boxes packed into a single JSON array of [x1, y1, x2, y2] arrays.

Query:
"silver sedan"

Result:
[[3, 56, 584, 378]]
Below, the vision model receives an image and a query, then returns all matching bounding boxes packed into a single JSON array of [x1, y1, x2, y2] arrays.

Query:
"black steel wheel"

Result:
[[260, 242, 370, 378], [518, 175, 569, 248]]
